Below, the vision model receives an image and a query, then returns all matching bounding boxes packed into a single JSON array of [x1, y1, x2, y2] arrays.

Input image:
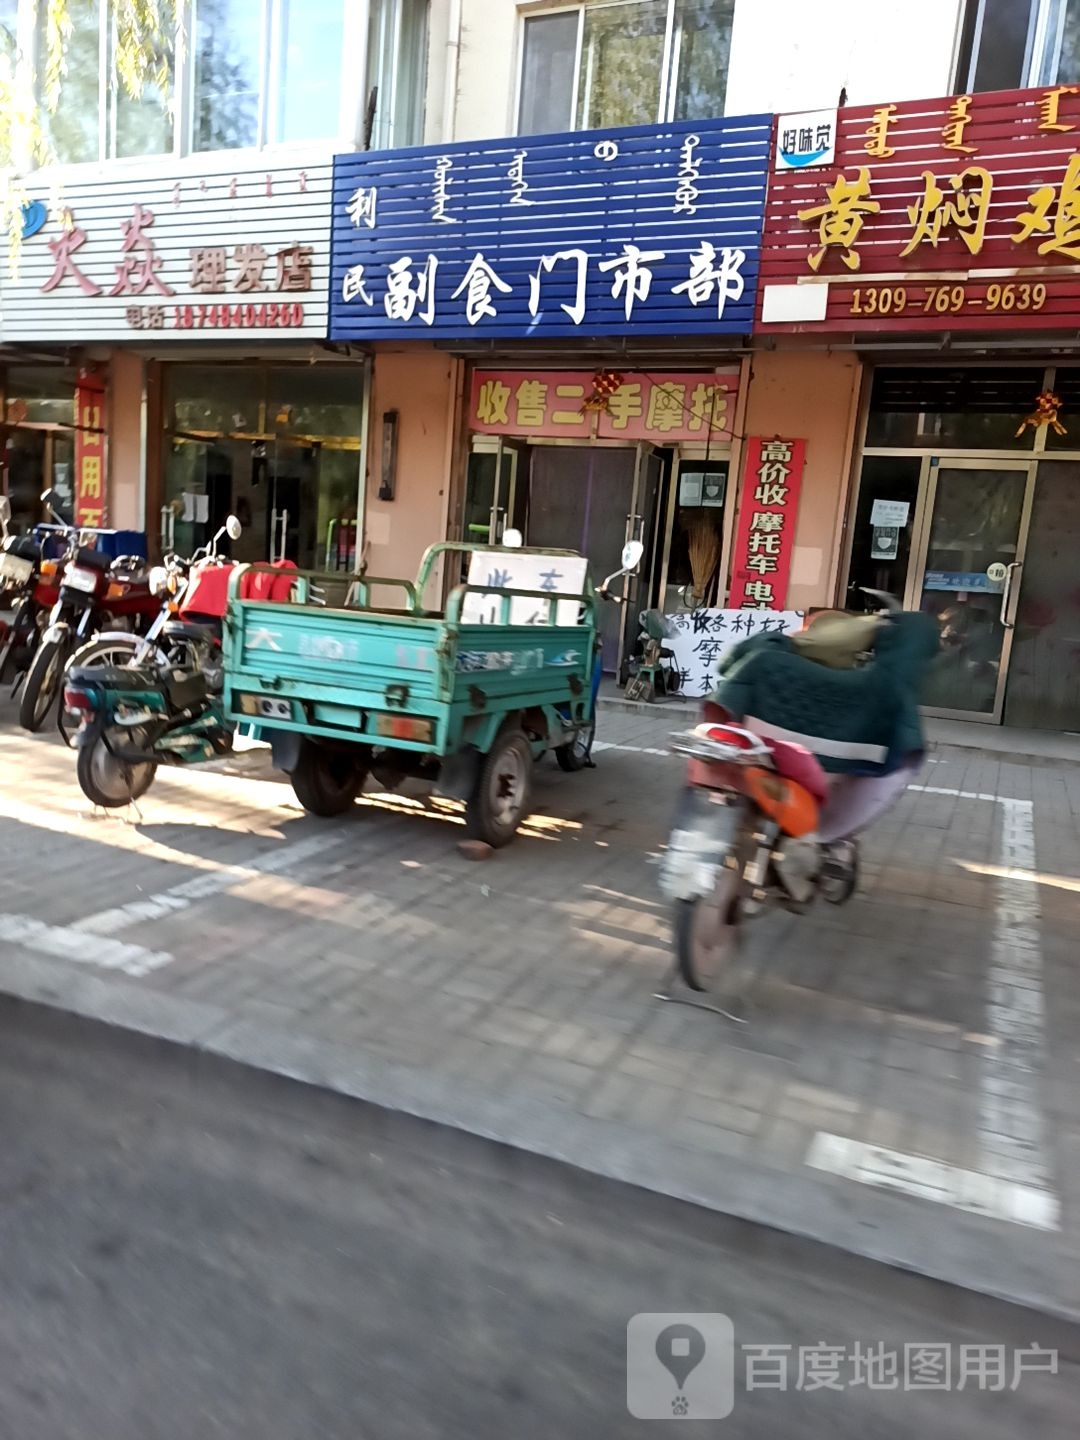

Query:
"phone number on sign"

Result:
[[848, 281, 1047, 317], [123, 302, 307, 331]]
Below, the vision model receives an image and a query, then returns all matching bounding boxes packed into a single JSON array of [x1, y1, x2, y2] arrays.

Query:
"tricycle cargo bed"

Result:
[[223, 551, 597, 757]]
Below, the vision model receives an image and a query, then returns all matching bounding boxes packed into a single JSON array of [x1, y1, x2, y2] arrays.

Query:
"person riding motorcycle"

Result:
[[707, 605, 940, 850]]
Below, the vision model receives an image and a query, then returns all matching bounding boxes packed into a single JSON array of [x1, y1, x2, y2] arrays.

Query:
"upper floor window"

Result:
[[36, 0, 176, 163], [23, 0, 429, 164], [957, 0, 1080, 90], [517, 0, 734, 136]]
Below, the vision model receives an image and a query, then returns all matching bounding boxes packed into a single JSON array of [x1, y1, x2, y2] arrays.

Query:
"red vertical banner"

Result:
[[728, 438, 806, 609], [74, 371, 107, 531]]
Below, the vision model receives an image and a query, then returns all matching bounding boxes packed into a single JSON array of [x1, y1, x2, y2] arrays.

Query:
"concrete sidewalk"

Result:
[[0, 702, 1078, 1319]]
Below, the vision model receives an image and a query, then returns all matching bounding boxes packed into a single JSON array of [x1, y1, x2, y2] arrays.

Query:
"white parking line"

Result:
[[811, 782, 1057, 1228], [0, 914, 172, 978], [592, 741, 672, 757], [73, 827, 356, 937], [806, 1133, 1059, 1231]]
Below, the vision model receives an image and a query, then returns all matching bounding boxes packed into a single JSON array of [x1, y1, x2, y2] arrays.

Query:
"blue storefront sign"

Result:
[[329, 116, 770, 342]]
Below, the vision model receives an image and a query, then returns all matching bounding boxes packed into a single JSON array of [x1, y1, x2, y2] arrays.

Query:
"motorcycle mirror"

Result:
[[501, 528, 523, 548], [40, 488, 72, 525], [621, 539, 645, 572], [225, 515, 243, 541]]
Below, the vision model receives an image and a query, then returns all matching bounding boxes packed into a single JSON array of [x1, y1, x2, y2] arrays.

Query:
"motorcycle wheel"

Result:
[[76, 728, 157, 808], [66, 634, 143, 673], [555, 719, 595, 772], [19, 636, 67, 732], [0, 597, 35, 684], [674, 862, 742, 993], [290, 740, 368, 817]]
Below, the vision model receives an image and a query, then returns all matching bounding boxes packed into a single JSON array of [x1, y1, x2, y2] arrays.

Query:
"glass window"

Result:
[[519, 0, 734, 134], [865, 368, 1043, 450], [38, 0, 103, 164], [844, 455, 922, 610], [958, 0, 1080, 90], [577, 0, 667, 131], [519, 11, 577, 135], [276, 0, 346, 143], [366, 0, 429, 149], [111, 9, 174, 159], [193, 0, 263, 152], [670, 0, 733, 121]]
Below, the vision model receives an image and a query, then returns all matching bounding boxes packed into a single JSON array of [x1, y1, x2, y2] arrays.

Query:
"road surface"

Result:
[[0, 1000, 1076, 1438]]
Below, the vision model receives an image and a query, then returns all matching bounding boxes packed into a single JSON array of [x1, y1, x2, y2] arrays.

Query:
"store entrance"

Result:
[[848, 451, 1080, 729], [465, 442, 667, 673], [162, 365, 363, 570]]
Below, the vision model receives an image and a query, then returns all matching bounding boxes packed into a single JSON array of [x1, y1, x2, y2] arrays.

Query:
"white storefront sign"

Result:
[[666, 608, 805, 698], [0, 158, 332, 342]]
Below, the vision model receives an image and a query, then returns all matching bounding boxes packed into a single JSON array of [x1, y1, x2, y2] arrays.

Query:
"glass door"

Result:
[[908, 458, 1036, 722], [463, 438, 523, 546], [620, 443, 666, 672], [1003, 460, 1080, 731]]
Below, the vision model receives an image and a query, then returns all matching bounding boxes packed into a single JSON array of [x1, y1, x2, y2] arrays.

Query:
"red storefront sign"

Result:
[[757, 85, 1080, 333], [729, 438, 806, 610], [74, 371, 106, 530], [469, 369, 739, 443]]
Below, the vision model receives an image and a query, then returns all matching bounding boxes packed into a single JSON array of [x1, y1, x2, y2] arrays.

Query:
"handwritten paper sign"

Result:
[[666, 608, 805, 697], [463, 551, 588, 626]]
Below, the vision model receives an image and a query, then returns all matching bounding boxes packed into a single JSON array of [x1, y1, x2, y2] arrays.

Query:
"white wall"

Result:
[[449, 0, 965, 144], [724, 0, 965, 115]]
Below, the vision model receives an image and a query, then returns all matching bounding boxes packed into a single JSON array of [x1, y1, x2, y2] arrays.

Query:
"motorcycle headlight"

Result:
[[148, 566, 170, 597]]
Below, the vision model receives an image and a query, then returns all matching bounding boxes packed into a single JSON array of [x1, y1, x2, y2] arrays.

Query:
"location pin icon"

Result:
[[656, 1323, 706, 1392]]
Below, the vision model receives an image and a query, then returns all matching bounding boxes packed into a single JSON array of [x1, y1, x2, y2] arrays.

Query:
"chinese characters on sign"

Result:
[[728, 438, 806, 610], [330, 117, 769, 340], [469, 370, 737, 443], [1, 166, 329, 343], [758, 85, 1080, 331], [666, 609, 805, 697], [74, 372, 106, 530]]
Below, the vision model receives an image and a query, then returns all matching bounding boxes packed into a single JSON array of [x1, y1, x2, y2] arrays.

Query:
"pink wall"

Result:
[[365, 347, 460, 596], [107, 350, 144, 532], [739, 351, 862, 611]]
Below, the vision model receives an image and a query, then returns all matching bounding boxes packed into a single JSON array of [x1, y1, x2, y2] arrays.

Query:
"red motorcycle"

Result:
[[0, 499, 68, 687], [18, 492, 159, 732]]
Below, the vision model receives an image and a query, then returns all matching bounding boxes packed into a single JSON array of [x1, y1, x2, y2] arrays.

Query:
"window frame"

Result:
[[514, 0, 730, 136]]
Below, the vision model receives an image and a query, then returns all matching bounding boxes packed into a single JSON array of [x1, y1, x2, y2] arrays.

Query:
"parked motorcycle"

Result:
[[659, 595, 939, 994], [0, 498, 69, 687], [18, 491, 159, 733], [63, 517, 288, 808]]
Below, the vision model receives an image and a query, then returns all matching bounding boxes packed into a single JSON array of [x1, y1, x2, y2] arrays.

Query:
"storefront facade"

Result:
[[0, 153, 357, 567], [329, 116, 774, 672], [756, 84, 1080, 732]]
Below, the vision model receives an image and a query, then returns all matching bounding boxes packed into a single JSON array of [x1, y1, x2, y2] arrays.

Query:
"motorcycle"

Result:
[[0, 498, 69, 687], [658, 595, 939, 996], [18, 491, 159, 733], [63, 517, 290, 809]]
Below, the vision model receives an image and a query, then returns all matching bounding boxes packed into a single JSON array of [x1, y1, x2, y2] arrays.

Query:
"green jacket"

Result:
[[710, 611, 940, 775]]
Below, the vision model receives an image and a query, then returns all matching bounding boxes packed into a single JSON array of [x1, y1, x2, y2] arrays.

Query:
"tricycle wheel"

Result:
[[77, 727, 157, 808], [290, 740, 367, 817], [555, 719, 595, 772], [466, 730, 532, 847]]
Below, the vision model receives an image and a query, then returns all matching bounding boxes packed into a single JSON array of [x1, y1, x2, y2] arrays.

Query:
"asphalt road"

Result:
[[0, 1000, 1076, 1439]]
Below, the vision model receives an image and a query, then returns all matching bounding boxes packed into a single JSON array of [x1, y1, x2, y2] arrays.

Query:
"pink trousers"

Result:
[[816, 758, 922, 845]]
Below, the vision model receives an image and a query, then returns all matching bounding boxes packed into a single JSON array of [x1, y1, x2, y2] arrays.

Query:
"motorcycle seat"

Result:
[[75, 546, 111, 572], [69, 663, 157, 690], [764, 738, 829, 803], [162, 619, 216, 646]]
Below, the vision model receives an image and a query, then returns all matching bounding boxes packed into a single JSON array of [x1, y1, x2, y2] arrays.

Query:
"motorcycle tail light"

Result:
[[40, 559, 58, 579], [699, 724, 756, 748], [106, 582, 127, 600], [63, 685, 95, 715]]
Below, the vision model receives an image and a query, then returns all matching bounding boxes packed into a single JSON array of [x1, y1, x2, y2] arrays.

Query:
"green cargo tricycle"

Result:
[[224, 539, 642, 846]]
